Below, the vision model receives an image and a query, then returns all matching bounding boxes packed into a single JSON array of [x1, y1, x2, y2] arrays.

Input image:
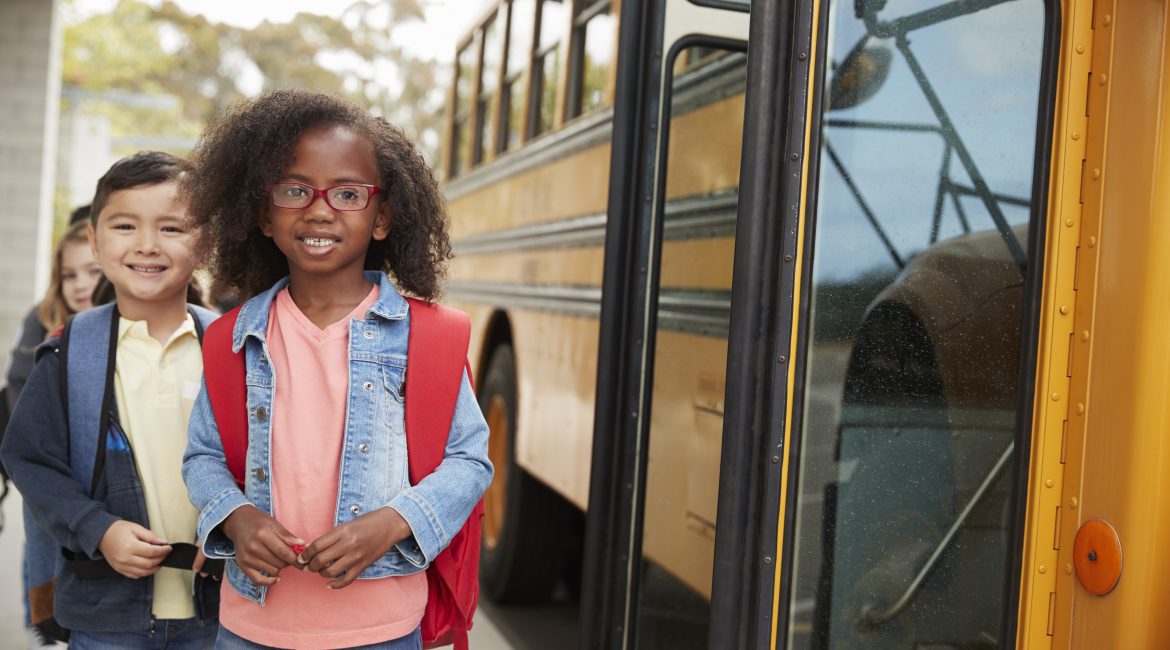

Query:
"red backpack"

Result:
[[201, 298, 481, 650]]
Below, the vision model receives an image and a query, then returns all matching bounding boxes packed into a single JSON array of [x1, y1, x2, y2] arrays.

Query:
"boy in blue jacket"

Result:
[[1, 151, 220, 648]]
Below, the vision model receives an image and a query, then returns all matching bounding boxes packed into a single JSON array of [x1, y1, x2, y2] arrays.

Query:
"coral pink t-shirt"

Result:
[[220, 286, 427, 649]]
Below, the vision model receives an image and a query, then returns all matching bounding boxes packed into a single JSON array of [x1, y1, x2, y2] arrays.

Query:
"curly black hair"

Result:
[[182, 89, 451, 300]]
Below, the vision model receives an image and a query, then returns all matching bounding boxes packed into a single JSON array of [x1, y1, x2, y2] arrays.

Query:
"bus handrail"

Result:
[[856, 441, 1015, 629]]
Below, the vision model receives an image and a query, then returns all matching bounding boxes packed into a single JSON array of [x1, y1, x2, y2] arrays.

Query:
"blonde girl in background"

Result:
[[2, 215, 102, 648]]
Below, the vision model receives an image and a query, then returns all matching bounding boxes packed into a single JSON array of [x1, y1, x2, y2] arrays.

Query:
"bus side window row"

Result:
[[446, 0, 617, 179]]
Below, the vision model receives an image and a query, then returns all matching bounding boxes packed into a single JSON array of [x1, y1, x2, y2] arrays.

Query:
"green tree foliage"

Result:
[[61, 0, 444, 160]]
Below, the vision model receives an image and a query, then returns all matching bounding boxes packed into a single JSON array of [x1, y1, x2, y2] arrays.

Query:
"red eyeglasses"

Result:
[[269, 182, 382, 211]]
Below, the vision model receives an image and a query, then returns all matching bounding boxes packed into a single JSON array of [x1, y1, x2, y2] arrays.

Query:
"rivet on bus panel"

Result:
[[1081, 330, 1090, 342], [772, 456, 780, 464], [798, 52, 807, 60], [784, 255, 793, 262], [1071, 131, 1080, 140], [1077, 403, 1085, 414], [1088, 236, 1097, 247], [1051, 392, 1061, 401], [764, 556, 773, 565], [1039, 565, 1048, 574], [1098, 74, 1108, 86], [791, 152, 799, 160], [1103, 14, 1112, 26], [1092, 168, 1101, 179], [1066, 219, 1074, 227], [1066, 564, 1074, 574], [778, 356, 787, 364], [1046, 479, 1055, 488], [1076, 44, 1085, 54], [1070, 497, 1079, 509], [1060, 305, 1069, 314]]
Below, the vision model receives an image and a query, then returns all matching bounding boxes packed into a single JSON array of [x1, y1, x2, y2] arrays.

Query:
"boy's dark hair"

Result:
[[68, 204, 91, 225], [90, 151, 193, 226], [182, 89, 452, 300]]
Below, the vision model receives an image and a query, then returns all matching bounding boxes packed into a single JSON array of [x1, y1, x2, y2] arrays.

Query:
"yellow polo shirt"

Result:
[[113, 314, 202, 619]]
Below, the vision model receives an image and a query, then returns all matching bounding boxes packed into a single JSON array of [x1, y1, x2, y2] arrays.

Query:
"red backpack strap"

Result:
[[403, 298, 471, 483], [404, 298, 481, 649], [201, 305, 247, 485]]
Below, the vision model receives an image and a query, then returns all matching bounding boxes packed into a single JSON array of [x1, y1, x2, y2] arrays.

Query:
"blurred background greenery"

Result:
[[54, 0, 451, 236]]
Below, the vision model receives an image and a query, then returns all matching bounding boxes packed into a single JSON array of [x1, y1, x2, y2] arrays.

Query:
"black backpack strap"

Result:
[[88, 311, 120, 498], [64, 543, 224, 579], [56, 320, 71, 447]]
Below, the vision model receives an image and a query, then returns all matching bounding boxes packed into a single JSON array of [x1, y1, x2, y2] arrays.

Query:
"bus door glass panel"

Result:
[[634, 45, 746, 649], [688, 0, 750, 8], [785, 0, 1047, 647]]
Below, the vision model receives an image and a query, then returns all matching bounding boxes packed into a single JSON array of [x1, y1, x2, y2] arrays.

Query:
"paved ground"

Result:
[[0, 492, 516, 649], [0, 490, 27, 647]]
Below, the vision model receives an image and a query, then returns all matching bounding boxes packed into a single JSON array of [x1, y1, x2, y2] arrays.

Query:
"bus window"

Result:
[[784, 0, 1048, 647], [500, 0, 536, 153], [634, 44, 747, 649], [531, 0, 566, 137], [450, 40, 477, 177], [474, 11, 502, 165], [568, 1, 615, 118]]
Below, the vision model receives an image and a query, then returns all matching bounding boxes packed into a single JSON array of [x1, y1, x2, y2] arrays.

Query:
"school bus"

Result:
[[443, 0, 1170, 647]]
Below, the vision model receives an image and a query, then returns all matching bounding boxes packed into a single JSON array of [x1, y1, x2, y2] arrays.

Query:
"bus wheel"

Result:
[[478, 344, 572, 604]]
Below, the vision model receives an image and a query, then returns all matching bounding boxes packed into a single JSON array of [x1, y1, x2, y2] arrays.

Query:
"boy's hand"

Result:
[[98, 520, 172, 579], [222, 505, 304, 586], [301, 507, 412, 589]]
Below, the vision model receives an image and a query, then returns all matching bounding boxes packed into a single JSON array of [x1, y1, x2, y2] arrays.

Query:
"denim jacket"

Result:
[[182, 272, 493, 604]]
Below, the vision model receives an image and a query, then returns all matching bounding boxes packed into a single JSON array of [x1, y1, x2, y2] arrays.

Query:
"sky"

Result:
[[71, 0, 481, 63]]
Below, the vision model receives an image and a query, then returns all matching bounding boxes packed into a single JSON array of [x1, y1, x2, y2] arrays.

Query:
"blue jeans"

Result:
[[214, 626, 422, 650], [69, 619, 217, 649]]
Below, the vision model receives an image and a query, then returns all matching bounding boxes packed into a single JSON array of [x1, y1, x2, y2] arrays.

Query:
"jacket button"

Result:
[[358, 443, 369, 453], [363, 330, 374, 339], [255, 407, 267, 422], [252, 468, 267, 481], [363, 381, 374, 391], [350, 505, 360, 515]]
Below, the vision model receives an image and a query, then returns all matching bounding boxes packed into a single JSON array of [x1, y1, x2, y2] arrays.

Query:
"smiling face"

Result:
[[59, 240, 102, 313], [88, 181, 196, 320], [259, 124, 390, 287]]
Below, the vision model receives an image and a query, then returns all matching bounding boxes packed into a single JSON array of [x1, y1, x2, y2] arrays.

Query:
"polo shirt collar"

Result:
[[117, 311, 198, 347]]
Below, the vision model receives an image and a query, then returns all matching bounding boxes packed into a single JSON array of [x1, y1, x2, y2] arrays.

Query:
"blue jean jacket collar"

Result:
[[230, 271, 409, 352]]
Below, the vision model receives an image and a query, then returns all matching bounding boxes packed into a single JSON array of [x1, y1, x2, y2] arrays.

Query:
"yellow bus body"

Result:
[[445, 0, 1170, 645]]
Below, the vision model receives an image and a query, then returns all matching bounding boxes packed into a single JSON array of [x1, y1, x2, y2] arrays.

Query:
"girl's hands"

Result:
[[98, 520, 172, 579], [300, 507, 412, 589], [222, 504, 305, 586]]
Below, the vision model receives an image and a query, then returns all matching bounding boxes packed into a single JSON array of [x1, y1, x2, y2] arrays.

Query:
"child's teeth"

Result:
[[305, 238, 334, 247]]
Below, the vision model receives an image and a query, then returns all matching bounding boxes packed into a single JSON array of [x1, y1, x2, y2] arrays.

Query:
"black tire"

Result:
[[478, 344, 573, 604]]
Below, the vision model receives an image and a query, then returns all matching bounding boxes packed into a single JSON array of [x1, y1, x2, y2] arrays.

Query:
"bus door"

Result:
[[752, 0, 1056, 648], [582, 0, 1057, 648], [579, 0, 751, 648]]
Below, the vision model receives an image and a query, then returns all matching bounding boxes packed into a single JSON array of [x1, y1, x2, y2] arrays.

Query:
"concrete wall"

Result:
[[58, 107, 114, 210], [0, 0, 62, 377]]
